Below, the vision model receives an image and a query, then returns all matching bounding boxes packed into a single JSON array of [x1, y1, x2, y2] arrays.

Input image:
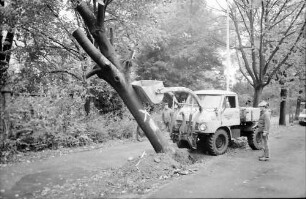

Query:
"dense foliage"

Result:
[[136, 0, 225, 90]]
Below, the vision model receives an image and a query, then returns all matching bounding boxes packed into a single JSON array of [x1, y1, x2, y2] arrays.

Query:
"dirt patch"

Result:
[[2, 139, 249, 199], [32, 148, 200, 199]]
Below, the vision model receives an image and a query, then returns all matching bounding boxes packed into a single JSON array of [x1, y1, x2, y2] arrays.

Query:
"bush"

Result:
[[86, 107, 137, 141], [0, 82, 166, 164], [0, 140, 18, 163]]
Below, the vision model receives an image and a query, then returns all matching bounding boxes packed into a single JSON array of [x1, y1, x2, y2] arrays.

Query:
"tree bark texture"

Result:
[[0, 88, 12, 141], [295, 95, 301, 120], [0, 28, 14, 88], [73, 2, 171, 153], [0, 0, 15, 140], [279, 87, 287, 125], [0, 93, 4, 135], [295, 90, 304, 120], [253, 85, 263, 107]]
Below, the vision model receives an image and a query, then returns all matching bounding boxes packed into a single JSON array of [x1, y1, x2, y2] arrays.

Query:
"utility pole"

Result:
[[226, 0, 230, 91]]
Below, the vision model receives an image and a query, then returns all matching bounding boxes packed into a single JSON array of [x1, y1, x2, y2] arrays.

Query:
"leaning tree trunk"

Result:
[[73, 2, 172, 153], [279, 86, 287, 125]]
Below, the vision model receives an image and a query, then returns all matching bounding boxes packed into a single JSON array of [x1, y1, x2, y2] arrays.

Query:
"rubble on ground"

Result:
[[30, 140, 249, 198], [39, 148, 197, 199]]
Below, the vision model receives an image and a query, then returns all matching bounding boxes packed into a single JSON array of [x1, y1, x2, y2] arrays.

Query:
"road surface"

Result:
[[146, 124, 306, 198], [0, 140, 153, 198]]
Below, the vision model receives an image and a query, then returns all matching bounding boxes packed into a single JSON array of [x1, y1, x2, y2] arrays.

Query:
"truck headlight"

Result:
[[198, 123, 207, 131]]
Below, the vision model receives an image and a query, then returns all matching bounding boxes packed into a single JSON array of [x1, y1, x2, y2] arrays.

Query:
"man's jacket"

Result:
[[258, 110, 271, 133]]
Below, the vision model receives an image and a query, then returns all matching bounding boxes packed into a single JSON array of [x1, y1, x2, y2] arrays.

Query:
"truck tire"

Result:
[[207, 129, 229, 155], [247, 130, 263, 150]]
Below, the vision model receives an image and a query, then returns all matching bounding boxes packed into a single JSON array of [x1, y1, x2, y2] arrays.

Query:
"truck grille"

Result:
[[174, 120, 194, 131]]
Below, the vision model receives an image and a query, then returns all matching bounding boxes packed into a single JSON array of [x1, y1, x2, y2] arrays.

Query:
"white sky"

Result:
[[206, 0, 228, 12]]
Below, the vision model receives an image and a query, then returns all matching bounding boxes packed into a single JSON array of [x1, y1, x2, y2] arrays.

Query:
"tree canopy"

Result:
[[229, 0, 305, 106], [136, 0, 225, 90]]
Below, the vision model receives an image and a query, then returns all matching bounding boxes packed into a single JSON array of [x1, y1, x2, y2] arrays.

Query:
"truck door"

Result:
[[221, 95, 240, 126]]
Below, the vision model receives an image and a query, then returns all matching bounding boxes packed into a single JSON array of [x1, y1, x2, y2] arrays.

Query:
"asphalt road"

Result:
[[0, 140, 153, 198], [147, 124, 306, 198]]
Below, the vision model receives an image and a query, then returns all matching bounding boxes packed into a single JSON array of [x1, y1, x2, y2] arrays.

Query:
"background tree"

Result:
[[136, 0, 225, 91], [0, 0, 15, 89], [0, 0, 91, 144], [0, 0, 15, 137], [291, 26, 306, 119], [228, 0, 305, 107], [275, 55, 305, 125]]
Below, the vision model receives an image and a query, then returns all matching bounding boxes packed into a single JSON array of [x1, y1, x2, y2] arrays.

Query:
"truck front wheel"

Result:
[[247, 130, 263, 150], [207, 129, 229, 155]]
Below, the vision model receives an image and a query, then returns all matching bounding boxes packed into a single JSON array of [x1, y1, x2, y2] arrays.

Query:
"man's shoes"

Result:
[[259, 157, 269, 161], [258, 155, 264, 158]]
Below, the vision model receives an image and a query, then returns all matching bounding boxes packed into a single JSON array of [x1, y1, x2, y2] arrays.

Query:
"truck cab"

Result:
[[170, 90, 261, 155]]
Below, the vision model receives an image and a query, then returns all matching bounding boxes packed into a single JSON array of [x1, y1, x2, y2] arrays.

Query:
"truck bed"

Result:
[[240, 107, 260, 122]]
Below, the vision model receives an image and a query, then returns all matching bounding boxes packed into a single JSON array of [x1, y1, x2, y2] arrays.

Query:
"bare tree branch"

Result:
[[233, 1, 251, 37], [263, 2, 305, 71], [236, 50, 254, 86], [46, 4, 80, 52], [248, 3, 259, 82], [97, 2, 106, 28], [264, 21, 306, 86], [230, 7, 257, 83], [20, 26, 82, 59], [269, 0, 290, 25], [266, 0, 281, 15], [259, 0, 265, 80]]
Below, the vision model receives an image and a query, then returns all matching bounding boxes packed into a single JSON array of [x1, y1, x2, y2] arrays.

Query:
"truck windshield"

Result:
[[184, 95, 222, 109]]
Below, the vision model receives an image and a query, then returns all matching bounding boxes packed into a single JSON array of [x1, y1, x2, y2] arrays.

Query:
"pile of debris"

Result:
[[100, 149, 196, 198], [229, 137, 248, 149], [40, 139, 250, 198], [39, 148, 199, 199]]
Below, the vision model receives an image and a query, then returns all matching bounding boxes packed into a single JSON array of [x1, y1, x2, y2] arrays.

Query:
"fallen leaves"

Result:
[[31, 149, 197, 199]]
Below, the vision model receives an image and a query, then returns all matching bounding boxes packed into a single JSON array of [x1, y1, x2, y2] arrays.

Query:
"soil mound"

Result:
[[38, 148, 197, 199], [101, 149, 194, 198]]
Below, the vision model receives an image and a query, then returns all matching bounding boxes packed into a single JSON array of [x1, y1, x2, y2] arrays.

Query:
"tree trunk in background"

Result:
[[279, 87, 287, 125], [73, 2, 172, 153], [295, 91, 302, 120], [0, 87, 12, 141], [0, 0, 15, 140], [0, 92, 4, 136]]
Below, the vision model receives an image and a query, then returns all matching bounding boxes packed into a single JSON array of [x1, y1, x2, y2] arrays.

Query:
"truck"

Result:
[[169, 90, 262, 155], [131, 80, 262, 156]]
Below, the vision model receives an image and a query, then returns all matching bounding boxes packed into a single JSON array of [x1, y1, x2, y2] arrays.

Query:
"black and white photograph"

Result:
[[0, 0, 305, 198]]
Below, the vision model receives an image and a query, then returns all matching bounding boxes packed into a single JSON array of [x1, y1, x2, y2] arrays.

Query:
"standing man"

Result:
[[258, 101, 271, 161], [162, 104, 172, 132]]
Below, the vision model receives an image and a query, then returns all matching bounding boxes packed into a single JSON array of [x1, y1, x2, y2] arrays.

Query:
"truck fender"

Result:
[[217, 126, 232, 140]]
